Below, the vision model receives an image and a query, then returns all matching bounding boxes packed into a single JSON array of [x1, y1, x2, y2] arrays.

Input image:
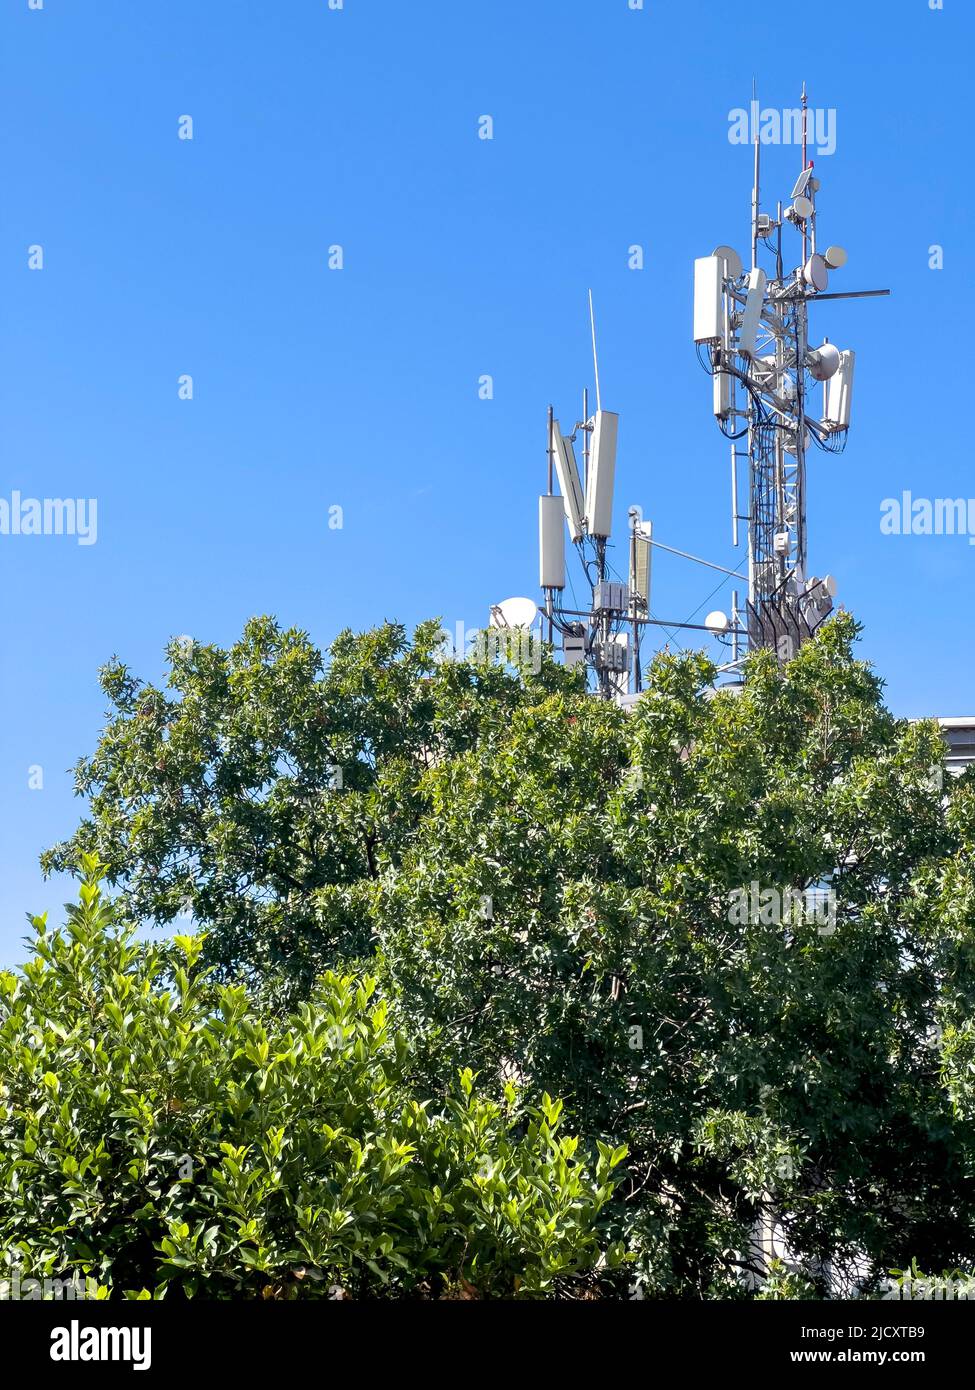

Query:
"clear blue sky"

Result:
[[1, 0, 971, 964]]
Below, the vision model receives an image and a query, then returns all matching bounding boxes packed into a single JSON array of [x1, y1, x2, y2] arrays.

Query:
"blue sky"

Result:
[[0, 0, 970, 964]]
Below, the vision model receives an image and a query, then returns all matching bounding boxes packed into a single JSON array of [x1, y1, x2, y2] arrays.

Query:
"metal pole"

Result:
[[731, 442, 738, 547], [732, 589, 740, 664], [629, 511, 639, 694], [582, 386, 590, 494], [801, 82, 808, 266], [546, 406, 555, 646], [751, 80, 761, 271], [647, 535, 745, 580], [751, 133, 760, 270]]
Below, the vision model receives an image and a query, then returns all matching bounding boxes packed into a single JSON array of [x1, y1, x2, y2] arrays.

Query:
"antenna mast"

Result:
[[532, 93, 888, 701], [694, 85, 888, 662], [588, 288, 602, 412]]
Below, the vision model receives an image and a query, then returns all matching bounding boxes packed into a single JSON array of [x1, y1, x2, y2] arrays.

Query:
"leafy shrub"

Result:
[[0, 858, 626, 1299]]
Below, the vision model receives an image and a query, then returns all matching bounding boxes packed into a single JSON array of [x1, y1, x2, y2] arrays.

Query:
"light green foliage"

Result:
[[0, 859, 623, 1299]]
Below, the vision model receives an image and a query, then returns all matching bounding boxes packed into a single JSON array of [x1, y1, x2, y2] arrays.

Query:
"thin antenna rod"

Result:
[[801, 82, 809, 266], [546, 407, 555, 646], [751, 78, 761, 270], [588, 288, 602, 412], [731, 442, 739, 547]]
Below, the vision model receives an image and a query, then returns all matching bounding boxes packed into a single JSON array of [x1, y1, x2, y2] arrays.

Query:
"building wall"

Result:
[[939, 719, 975, 776]]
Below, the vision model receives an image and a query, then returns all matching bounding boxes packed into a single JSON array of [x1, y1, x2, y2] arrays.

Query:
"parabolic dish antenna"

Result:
[[491, 596, 538, 629], [803, 254, 829, 292], [808, 342, 841, 381], [704, 610, 730, 635]]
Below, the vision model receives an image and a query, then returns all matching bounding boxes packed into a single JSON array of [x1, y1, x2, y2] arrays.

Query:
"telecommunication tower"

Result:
[[696, 84, 887, 658], [531, 86, 887, 696]]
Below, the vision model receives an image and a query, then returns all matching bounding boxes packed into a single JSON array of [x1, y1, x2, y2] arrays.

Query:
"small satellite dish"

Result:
[[803, 254, 829, 292], [704, 610, 730, 635], [824, 245, 848, 269], [806, 575, 837, 607], [791, 195, 813, 220], [807, 342, 841, 382], [712, 244, 743, 279], [491, 596, 538, 629]]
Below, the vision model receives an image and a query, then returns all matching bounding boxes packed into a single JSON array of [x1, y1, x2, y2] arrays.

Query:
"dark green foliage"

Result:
[[39, 613, 975, 1295], [43, 618, 580, 997]]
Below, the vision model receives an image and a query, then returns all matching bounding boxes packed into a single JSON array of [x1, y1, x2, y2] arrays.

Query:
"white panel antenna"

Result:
[[538, 495, 566, 589], [792, 166, 814, 199], [713, 364, 731, 419], [552, 422, 585, 541], [693, 256, 724, 344], [713, 287, 732, 417], [824, 350, 855, 430], [738, 266, 767, 357], [629, 521, 651, 611], [585, 410, 619, 539]]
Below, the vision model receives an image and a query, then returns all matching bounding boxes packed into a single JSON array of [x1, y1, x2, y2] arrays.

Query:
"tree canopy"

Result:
[[44, 617, 580, 996], [36, 612, 975, 1296]]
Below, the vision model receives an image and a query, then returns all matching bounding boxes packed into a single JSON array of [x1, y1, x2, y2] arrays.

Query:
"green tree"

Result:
[[0, 859, 625, 1299], [373, 616, 975, 1294], [43, 617, 578, 997], [44, 612, 975, 1295]]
